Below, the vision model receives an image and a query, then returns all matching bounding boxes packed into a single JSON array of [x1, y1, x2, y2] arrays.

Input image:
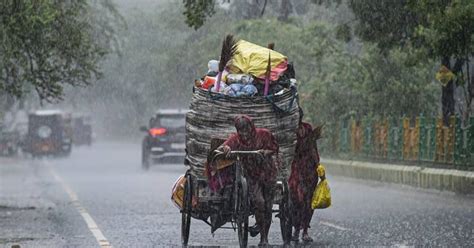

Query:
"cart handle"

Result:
[[230, 150, 263, 155], [212, 150, 264, 161]]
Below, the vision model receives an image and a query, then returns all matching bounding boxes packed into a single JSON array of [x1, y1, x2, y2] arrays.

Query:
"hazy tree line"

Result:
[[183, 0, 473, 125], [1, 0, 472, 138]]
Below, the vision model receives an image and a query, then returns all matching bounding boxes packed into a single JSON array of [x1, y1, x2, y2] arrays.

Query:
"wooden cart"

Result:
[[181, 87, 300, 247]]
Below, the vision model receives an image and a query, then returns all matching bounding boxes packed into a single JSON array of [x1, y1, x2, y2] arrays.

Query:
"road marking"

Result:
[[320, 221, 350, 231], [48, 164, 112, 248]]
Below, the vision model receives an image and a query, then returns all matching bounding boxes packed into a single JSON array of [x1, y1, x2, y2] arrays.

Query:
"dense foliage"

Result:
[[0, 0, 122, 102], [348, 0, 473, 123]]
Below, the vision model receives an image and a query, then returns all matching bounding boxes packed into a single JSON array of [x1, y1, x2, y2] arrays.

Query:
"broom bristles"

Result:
[[218, 34, 237, 72], [312, 124, 324, 141], [268, 42, 275, 50]]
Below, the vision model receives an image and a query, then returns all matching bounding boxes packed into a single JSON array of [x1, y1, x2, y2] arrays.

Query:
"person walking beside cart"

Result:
[[288, 108, 324, 242], [219, 115, 280, 247]]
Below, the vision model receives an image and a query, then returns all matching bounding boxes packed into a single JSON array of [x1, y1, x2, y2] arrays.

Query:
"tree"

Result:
[[182, 0, 297, 29], [0, 0, 122, 102], [183, 0, 218, 30], [347, 0, 473, 124], [412, 0, 473, 124]]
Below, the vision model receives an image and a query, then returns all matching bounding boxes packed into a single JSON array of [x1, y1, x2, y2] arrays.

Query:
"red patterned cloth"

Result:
[[223, 115, 279, 184], [207, 115, 280, 192], [288, 122, 320, 229]]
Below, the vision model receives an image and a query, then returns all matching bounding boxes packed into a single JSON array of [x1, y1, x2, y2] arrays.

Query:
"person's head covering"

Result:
[[234, 115, 255, 131], [234, 115, 256, 145]]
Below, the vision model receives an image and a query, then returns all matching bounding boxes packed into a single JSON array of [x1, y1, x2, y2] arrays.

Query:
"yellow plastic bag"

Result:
[[228, 40, 288, 81], [171, 175, 186, 209], [171, 175, 198, 210], [317, 164, 326, 177], [311, 165, 331, 209]]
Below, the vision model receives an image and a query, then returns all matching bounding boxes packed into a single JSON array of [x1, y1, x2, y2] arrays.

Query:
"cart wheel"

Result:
[[236, 179, 249, 248], [279, 182, 292, 244], [181, 174, 192, 246]]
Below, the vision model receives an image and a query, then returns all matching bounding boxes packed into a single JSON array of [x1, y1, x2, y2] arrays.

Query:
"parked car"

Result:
[[0, 126, 20, 156], [23, 110, 73, 157], [140, 109, 188, 170], [73, 115, 93, 146]]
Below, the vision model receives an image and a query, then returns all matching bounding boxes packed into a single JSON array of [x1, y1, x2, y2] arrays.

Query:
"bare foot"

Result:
[[302, 233, 313, 243], [291, 230, 300, 242], [258, 240, 269, 247]]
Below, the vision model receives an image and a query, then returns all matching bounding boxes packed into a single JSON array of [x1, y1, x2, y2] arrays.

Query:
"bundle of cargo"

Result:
[[185, 35, 300, 179], [194, 36, 297, 98]]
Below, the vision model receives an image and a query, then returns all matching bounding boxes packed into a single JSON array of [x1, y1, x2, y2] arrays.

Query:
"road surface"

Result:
[[1, 142, 473, 247]]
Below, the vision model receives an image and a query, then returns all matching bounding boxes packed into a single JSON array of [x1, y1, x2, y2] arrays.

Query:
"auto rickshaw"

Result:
[[73, 114, 93, 146], [23, 110, 73, 157]]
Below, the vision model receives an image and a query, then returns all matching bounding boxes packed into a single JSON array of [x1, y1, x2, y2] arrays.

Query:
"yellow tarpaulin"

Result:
[[228, 40, 288, 81]]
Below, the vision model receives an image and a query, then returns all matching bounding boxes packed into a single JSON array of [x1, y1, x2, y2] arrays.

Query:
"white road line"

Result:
[[320, 221, 350, 231], [48, 164, 112, 248]]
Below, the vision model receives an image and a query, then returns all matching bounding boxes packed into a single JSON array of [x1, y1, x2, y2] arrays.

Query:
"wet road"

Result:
[[1, 142, 473, 247]]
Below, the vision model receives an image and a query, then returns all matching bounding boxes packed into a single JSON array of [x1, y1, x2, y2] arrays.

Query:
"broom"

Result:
[[267, 42, 275, 50], [215, 35, 237, 92], [263, 43, 274, 96], [312, 124, 324, 141], [264, 51, 271, 96]]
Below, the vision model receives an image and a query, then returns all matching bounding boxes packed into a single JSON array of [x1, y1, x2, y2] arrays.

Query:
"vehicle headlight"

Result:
[[37, 125, 52, 138]]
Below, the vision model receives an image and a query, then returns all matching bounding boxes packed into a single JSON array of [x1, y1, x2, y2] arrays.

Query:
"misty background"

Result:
[[3, 0, 473, 142]]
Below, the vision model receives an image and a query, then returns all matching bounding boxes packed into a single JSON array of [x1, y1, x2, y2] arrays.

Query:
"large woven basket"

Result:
[[185, 87, 300, 179]]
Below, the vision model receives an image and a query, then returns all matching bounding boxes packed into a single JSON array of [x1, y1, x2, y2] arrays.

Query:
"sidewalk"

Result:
[[322, 158, 474, 194]]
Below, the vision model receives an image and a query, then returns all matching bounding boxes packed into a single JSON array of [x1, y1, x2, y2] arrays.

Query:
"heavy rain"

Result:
[[1, 0, 473, 247]]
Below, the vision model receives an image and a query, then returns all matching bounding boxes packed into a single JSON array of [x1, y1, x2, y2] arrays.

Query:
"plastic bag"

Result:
[[227, 74, 254, 84], [224, 83, 257, 97], [311, 179, 331, 209], [317, 164, 326, 177], [239, 84, 258, 96], [223, 86, 234, 96], [311, 165, 331, 209], [208, 60, 219, 73], [223, 83, 241, 97], [210, 82, 226, 93], [202, 76, 216, 89], [230, 83, 244, 92], [171, 175, 198, 210], [171, 175, 186, 209]]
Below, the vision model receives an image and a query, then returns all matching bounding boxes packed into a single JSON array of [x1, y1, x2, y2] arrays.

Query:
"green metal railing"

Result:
[[320, 115, 474, 169]]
